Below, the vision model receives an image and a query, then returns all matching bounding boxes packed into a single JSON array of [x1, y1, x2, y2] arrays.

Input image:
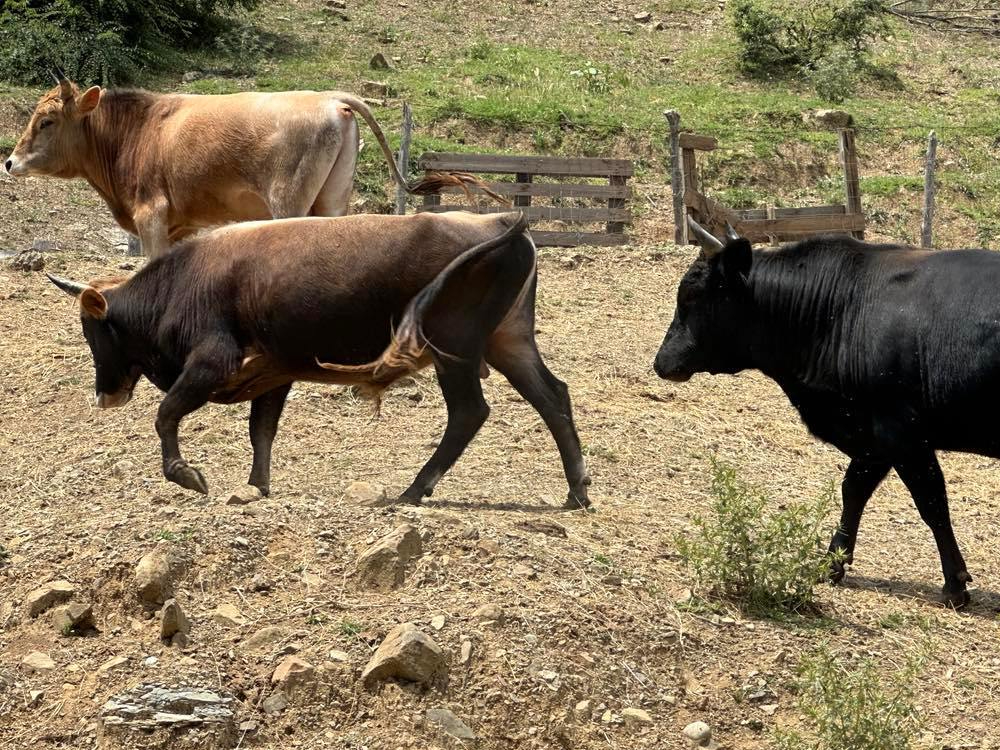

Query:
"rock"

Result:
[[460, 640, 473, 665], [181, 71, 201, 83], [25, 580, 75, 616], [271, 656, 316, 696], [144, 656, 159, 667], [430, 614, 446, 631], [328, 649, 350, 662], [622, 707, 653, 727], [244, 626, 288, 652], [473, 603, 506, 626], [361, 623, 447, 689], [21, 652, 56, 673], [514, 518, 567, 538], [574, 699, 592, 720], [51, 602, 95, 633], [355, 523, 423, 590], [361, 80, 389, 98], [513, 562, 537, 579], [31, 239, 58, 252], [98, 656, 129, 674], [160, 599, 191, 641], [211, 603, 248, 629], [171, 632, 192, 650], [98, 227, 131, 251], [803, 108, 854, 129], [99, 684, 235, 747], [634, 11, 652, 22], [425, 708, 476, 741], [683, 721, 715, 747], [223, 486, 261, 506], [262, 691, 288, 716], [9, 251, 44, 271], [343, 480, 387, 505], [370, 52, 393, 70], [135, 542, 189, 606], [476, 538, 500, 555], [29, 689, 44, 705]]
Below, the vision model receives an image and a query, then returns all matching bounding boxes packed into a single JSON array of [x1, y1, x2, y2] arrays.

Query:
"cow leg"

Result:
[[310, 128, 358, 217], [486, 335, 590, 509], [155, 337, 239, 495], [894, 451, 972, 607], [398, 360, 489, 504], [247, 384, 292, 496], [827, 458, 891, 582]]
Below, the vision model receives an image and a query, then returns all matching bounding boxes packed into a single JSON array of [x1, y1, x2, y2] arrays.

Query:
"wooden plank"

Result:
[[529, 231, 629, 247], [434, 182, 631, 199], [665, 110, 684, 245], [771, 204, 846, 217], [838, 128, 865, 239], [607, 175, 627, 234], [678, 133, 718, 151], [680, 148, 698, 245], [418, 152, 634, 177], [417, 204, 631, 222], [514, 173, 532, 208], [737, 213, 866, 238], [737, 208, 768, 220]]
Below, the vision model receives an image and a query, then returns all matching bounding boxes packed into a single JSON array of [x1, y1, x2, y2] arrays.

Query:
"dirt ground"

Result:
[[4, 161, 1000, 750]]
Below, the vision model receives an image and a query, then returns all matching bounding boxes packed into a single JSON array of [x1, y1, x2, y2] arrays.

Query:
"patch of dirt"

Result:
[[2, 170, 1000, 750]]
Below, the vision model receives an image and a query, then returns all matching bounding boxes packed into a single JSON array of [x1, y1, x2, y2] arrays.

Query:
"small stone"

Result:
[[425, 708, 476, 741], [476, 538, 500, 555], [51, 602, 94, 633], [803, 108, 854, 129], [622, 708, 653, 727], [271, 656, 316, 696], [160, 599, 191, 641], [32, 239, 57, 252], [430, 614, 446, 631], [370, 52, 393, 70], [473, 603, 506, 626], [601, 709, 614, 723], [21, 652, 56, 673], [361, 80, 389, 98], [300, 571, 323, 588], [683, 721, 713, 746], [9, 251, 45, 271], [244, 626, 288, 652], [262, 691, 288, 716], [761, 703, 778, 716], [224, 486, 261, 506], [634, 11, 652, 22], [234, 537, 249, 549], [98, 656, 128, 673], [327, 649, 350, 662], [355, 524, 423, 590], [361, 623, 447, 689], [343, 481, 387, 505], [143, 656, 158, 667], [29, 689, 44, 705], [513, 563, 537, 579], [574, 699, 592, 720], [25, 580, 75, 617], [460, 640, 473, 665], [135, 542, 189, 605], [239, 720, 258, 733], [537, 669, 559, 683], [211, 603, 248, 629]]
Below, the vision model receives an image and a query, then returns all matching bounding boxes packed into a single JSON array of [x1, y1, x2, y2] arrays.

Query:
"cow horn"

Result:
[[725, 222, 741, 242], [46, 273, 88, 297], [686, 215, 724, 252]]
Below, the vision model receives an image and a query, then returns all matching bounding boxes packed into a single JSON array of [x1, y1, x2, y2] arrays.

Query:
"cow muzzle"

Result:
[[4, 155, 26, 177], [95, 390, 133, 409]]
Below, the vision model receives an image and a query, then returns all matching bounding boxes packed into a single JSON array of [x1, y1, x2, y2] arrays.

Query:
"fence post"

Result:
[[664, 110, 683, 245], [921, 130, 937, 249], [838, 127, 864, 240], [395, 102, 413, 215], [127, 235, 142, 256]]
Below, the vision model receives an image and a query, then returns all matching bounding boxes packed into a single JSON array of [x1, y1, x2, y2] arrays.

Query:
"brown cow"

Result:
[[47, 211, 592, 509], [6, 75, 417, 258]]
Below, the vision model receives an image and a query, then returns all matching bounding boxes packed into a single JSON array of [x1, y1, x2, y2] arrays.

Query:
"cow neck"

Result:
[[78, 90, 158, 228], [744, 244, 866, 391]]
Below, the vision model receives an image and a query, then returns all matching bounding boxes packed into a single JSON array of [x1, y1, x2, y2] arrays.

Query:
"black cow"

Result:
[[654, 220, 1000, 607], [48, 210, 591, 509]]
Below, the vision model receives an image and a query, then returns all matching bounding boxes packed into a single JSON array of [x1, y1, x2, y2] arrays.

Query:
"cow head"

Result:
[[47, 274, 141, 408], [5, 75, 102, 178], [654, 229, 754, 382]]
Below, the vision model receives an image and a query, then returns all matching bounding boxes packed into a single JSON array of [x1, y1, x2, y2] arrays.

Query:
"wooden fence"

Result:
[[666, 111, 866, 246], [415, 152, 634, 247]]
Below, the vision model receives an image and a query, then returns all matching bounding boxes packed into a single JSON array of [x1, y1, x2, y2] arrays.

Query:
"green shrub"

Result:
[[0, 0, 260, 86], [729, 0, 890, 100], [674, 460, 837, 615], [775, 646, 925, 750]]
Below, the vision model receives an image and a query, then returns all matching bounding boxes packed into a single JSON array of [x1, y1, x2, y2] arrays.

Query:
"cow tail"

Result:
[[331, 92, 510, 207], [316, 213, 530, 395]]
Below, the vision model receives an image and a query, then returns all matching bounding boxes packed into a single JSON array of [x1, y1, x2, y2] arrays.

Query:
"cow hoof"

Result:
[[394, 493, 423, 506], [166, 462, 209, 494], [563, 492, 592, 511], [942, 587, 970, 609]]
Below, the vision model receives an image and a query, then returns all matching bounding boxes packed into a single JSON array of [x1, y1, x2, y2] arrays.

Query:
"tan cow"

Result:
[[5, 75, 415, 257]]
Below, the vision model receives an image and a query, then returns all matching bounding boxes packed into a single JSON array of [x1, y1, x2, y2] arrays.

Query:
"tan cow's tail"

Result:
[[331, 92, 511, 207], [316, 212, 529, 398]]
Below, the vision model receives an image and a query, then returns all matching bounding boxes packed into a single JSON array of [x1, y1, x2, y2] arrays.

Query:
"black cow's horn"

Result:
[[686, 215, 724, 251], [725, 222, 740, 242], [47, 273, 87, 297]]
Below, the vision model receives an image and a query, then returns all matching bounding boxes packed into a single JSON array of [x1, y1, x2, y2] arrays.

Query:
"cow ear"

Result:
[[76, 86, 102, 116], [721, 238, 752, 286], [80, 287, 108, 319]]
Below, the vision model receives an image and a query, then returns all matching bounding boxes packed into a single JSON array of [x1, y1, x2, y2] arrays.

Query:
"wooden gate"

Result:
[[415, 152, 633, 247]]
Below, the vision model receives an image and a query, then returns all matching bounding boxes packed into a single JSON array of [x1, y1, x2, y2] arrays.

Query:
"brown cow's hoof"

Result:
[[166, 461, 209, 495]]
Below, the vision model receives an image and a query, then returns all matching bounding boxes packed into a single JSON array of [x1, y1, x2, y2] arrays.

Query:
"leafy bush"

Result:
[[674, 460, 837, 615], [775, 646, 926, 750], [729, 0, 891, 100], [0, 0, 260, 86]]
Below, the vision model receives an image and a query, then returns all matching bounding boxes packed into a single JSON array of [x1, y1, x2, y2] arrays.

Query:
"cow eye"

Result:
[[38, 119, 53, 130]]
